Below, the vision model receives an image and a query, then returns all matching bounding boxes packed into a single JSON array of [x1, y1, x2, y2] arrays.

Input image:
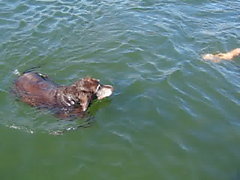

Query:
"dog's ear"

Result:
[[74, 78, 99, 93]]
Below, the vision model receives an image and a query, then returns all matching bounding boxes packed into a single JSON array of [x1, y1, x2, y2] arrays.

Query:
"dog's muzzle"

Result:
[[96, 84, 114, 100]]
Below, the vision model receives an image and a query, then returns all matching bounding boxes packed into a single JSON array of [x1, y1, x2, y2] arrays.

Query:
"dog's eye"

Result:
[[95, 84, 101, 92]]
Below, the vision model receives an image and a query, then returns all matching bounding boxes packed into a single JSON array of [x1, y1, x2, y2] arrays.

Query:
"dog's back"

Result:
[[14, 72, 58, 107]]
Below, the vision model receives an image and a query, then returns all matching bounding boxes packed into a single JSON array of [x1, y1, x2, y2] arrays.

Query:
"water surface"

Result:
[[0, 0, 240, 179]]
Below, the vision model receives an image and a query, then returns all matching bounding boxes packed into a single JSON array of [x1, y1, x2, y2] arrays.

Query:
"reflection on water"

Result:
[[0, 0, 239, 179]]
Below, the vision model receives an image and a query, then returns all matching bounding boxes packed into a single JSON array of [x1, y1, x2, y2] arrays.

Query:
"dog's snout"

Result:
[[96, 84, 114, 100]]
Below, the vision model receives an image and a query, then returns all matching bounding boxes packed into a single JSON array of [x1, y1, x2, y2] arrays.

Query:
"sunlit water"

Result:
[[0, 0, 240, 179]]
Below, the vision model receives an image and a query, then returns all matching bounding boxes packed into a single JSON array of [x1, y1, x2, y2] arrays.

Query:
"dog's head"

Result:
[[74, 77, 114, 100]]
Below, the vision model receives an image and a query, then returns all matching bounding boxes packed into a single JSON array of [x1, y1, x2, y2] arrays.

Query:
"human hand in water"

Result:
[[202, 48, 240, 62]]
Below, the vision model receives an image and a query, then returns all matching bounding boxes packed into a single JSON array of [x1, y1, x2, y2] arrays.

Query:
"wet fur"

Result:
[[13, 72, 113, 119]]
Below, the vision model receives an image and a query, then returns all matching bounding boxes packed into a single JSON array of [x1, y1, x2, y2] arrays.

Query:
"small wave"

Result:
[[7, 124, 34, 134], [13, 69, 21, 76], [111, 130, 133, 144], [36, 0, 56, 2]]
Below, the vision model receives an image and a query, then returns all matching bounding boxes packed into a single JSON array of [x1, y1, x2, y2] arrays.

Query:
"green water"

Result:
[[0, 0, 240, 179]]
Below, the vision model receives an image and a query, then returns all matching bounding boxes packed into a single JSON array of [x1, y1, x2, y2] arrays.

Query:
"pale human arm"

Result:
[[202, 48, 240, 62]]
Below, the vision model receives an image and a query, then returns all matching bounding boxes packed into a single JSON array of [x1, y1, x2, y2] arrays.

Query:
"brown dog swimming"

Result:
[[13, 71, 114, 118]]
